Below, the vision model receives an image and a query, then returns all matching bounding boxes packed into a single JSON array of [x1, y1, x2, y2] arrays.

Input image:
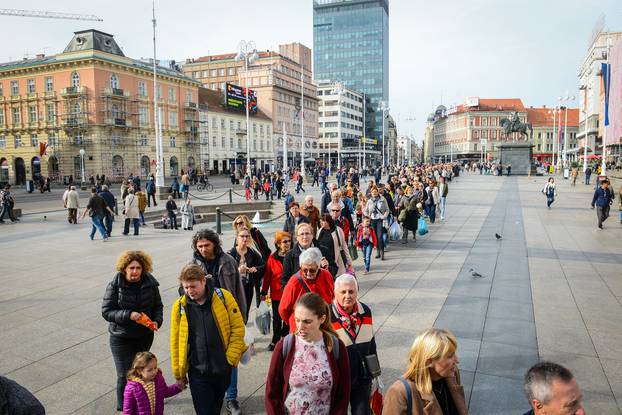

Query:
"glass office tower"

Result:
[[313, 0, 389, 157]]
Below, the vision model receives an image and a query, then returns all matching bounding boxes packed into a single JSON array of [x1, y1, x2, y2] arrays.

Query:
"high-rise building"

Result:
[[313, 0, 389, 151]]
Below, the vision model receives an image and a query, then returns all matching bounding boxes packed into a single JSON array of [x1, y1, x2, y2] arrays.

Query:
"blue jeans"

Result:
[[139, 211, 145, 225], [103, 213, 113, 236], [362, 243, 373, 271], [439, 196, 447, 219], [188, 370, 231, 415], [225, 367, 238, 401], [90, 216, 108, 240], [123, 218, 140, 235]]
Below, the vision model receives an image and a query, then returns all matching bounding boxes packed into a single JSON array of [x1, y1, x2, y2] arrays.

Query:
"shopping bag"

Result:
[[136, 312, 158, 331], [254, 301, 272, 336], [349, 241, 359, 261], [417, 217, 428, 236], [370, 377, 384, 415], [388, 220, 403, 241], [240, 330, 255, 365]]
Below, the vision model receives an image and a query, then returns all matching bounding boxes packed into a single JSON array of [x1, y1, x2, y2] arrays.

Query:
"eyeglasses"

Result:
[[234, 221, 244, 226], [331, 209, 340, 212], [301, 267, 319, 275]]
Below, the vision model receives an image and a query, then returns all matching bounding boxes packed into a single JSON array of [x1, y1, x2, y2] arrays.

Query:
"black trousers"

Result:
[[270, 299, 288, 345], [350, 381, 372, 415], [109, 333, 154, 410], [147, 192, 157, 207], [243, 278, 261, 317], [371, 219, 384, 253], [168, 211, 178, 229], [188, 370, 231, 415]]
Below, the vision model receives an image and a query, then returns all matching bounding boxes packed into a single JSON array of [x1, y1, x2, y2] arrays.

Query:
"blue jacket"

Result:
[[592, 187, 614, 207], [146, 180, 155, 194], [97, 190, 116, 210]]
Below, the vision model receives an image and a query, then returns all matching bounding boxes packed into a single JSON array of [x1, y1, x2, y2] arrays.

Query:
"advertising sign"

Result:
[[225, 83, 257, 114], [465, 96, 479, 107]]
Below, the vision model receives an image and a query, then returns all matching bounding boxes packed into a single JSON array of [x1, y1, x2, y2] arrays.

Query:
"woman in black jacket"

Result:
[[101, 250, 163, 411], [229, 226, 266, 317], [317, 214, 340, 278]]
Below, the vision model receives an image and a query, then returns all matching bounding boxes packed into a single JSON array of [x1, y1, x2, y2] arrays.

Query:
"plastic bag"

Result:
[[370, 377, 384, 415], [388, 220, 403, 241], [417, 217, 428, 236], [255, 301, 272, 336], [240, 329, 255, 365]]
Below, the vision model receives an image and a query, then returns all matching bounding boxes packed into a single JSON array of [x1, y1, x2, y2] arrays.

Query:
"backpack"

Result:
[[281, 332, 340, 361], [179, 288, 225, 316]]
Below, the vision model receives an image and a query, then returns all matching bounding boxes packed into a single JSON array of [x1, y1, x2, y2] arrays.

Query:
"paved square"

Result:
[[1, 173, 621, 414]]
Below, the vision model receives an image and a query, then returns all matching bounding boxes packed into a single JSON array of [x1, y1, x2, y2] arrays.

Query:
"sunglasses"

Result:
[[301, 267, 319, 275], [281, 239, 292, 243], [331, 209, 340, 212], [234, 221, 244, 226]]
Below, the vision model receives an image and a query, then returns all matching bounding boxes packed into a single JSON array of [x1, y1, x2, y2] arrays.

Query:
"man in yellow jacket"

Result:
[[171, 264, 246, 415]]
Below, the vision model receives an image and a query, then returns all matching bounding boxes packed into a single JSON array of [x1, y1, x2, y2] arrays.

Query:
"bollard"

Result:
[[229, 188, 233, 204], [216, 207, 222, 235]]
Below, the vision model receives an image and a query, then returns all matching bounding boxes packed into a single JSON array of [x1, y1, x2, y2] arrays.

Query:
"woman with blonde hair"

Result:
[[384, 328, 467, 415], [232, 214, 272, 261]]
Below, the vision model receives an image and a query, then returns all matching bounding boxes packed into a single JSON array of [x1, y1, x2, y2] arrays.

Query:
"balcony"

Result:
[[10, 95, 21, 102], [61, 117, 88, 129], [185, 125, 199, 134], [235, 128, 247, 135], [184, 101, 198, 110], [105, 118, 132, 128], [26, 92, 38, 101], [43, 91, 56, 100], [103, 87, 129, 99], [61, 86, 86, 97], [185, 139, 199, 147]]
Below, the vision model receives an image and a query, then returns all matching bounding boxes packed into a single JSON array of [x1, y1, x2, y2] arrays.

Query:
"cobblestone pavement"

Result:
[[0, 173, 620, 414]]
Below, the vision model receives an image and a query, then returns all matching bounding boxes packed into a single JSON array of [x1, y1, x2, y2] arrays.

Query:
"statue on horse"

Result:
[[500, 111, 532, 139]]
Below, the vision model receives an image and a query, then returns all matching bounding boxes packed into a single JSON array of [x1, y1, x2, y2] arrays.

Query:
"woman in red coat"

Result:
[[278, 247, 334, 332], [261, 231, 292, 350], [266, 292, 350, 415]]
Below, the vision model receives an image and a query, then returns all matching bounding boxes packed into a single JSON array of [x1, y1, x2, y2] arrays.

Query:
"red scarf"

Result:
[[333, 300, 361, 340]]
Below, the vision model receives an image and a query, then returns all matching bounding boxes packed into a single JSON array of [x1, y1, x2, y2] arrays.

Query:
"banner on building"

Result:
[[605, 39, 622, 146], [39, 142, 48, 157]]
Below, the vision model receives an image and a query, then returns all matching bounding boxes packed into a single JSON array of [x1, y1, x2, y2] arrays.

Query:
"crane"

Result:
[[0, 8, 103, 22]]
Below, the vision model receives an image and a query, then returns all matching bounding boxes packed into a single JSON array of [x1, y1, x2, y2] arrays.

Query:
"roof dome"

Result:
[[435, 105, 446, 116]]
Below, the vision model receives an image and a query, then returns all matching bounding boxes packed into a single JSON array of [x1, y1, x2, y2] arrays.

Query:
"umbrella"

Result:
[[586, 154, 601, 160]]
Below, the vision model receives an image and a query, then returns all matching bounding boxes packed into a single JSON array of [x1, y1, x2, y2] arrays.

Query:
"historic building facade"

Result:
[[0, 29, 200, 185]]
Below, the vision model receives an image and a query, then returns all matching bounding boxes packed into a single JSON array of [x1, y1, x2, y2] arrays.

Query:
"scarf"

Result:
[[333, 300, 361, 340]]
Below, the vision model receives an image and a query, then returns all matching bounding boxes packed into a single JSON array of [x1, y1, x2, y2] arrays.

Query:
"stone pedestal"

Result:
[[497, 143, 535, 175], [156, 185, 171, 200]]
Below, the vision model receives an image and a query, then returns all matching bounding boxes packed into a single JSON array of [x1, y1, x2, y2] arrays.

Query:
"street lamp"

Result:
[[378, 101, 389, 170], [405, 115, 416, 165], [79, 148, 85, 184], [236, 40, 258, 178], [560, 92, 575, 178], [335, 82, 344, 171]]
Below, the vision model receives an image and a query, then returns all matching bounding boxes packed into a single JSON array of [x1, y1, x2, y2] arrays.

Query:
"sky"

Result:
[[2, 0, 622, 144]]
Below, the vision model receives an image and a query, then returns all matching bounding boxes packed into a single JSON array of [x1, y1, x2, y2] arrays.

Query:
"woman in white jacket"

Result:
[[123, 189, 140, 235], [424, 179, 440, 224], [180, 197, 195, 230]]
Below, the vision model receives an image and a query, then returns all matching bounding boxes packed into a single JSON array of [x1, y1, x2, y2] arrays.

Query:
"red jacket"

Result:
[[278, 269, 334, 331], [355, 224, 378, 249], [261, 252, 285, 301], [335, 216, 350, 242], [264, 334, 351, 415]]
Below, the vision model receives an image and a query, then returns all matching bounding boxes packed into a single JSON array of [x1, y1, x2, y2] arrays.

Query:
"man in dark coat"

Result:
[[0, 376, 45, 415]]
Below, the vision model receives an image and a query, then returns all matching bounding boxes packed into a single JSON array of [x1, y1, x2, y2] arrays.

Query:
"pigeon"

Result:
[[495, 233, 502, 240], [471, 271, 484, 278], [43, 215, 47, 221]]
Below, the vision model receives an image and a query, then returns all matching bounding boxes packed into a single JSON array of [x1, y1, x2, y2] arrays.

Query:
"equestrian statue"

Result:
[[500, 111, 533, 139]]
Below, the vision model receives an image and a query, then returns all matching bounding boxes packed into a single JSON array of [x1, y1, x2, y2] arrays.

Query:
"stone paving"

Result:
[[0, 172, 620, 414]]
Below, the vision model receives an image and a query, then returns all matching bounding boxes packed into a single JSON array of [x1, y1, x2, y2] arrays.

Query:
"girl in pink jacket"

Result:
[[123, 352, 183, 415]]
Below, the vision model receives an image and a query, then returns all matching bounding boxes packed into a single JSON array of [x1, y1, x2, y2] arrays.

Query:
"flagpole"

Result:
[[602, 37, 611, 176]]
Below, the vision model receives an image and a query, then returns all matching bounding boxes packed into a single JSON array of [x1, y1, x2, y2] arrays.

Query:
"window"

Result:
[[211, 69, 217, 77], [48, 133, 57, 147], [219, 68, 225, 76], [111, 133, 121, 146], [221, 119, 225, 129], [0, 136, 5, 148], [0, 109, 3, 125], [110, 74, 119, 89], [139, 134, 148, 146], [14, 135, 21, 148], [29, 106, 37, 123], [0, 83, 3, 96], [253, 140, 257, 151], [73, 102, 81, 115], [228, 67, 235, 76], [71, 72, 80, 87], [260, 140, 264, 151], [11, 81, 19, 95], [156, 85, 162, 100], [12, 108, 21, 124], [111, 104, 120, 120], [237, 138, 241, 148], [30, 134, 38, 147], [73, 132, 83, 145], [27, 79, 36, 94], [185, 90, 193, 103], [229, 120, 234, 130], [168, 87, 175, 102], [138, 81, 147, 97], [139, 107, 148, 125], [229, 137, 233, 147], [202, 71, 208, 78], [169, 111, 178, 128], [221, 137, 225, 148], [45, 77, 53, 92], [169, 136, 176, 147]]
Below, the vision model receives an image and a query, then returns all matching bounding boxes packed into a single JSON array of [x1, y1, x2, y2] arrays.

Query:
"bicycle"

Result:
[[196, 181, 214, 192]]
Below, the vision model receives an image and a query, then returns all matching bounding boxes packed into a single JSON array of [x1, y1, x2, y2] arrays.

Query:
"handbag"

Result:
[[363, 354, 382, 378], [349, 241, 358, 261]]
